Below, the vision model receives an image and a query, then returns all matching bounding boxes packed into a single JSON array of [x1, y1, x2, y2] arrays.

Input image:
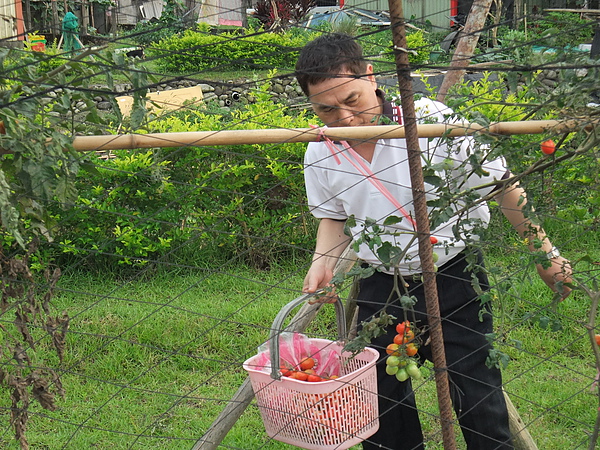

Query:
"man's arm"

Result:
[[493, 181, 572, 298], [303, 218, 351, 296]]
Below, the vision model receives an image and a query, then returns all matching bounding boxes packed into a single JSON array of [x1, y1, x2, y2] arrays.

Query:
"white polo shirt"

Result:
[[304, 97, 507, 275]]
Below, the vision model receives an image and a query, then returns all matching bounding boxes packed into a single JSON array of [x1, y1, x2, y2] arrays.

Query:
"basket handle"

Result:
[[269, 293, 347, 380]]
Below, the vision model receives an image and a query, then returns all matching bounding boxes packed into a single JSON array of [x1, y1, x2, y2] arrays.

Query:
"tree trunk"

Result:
[[437, 0, 494, 103], [81, 0, 89, 36], [52, 0, 60, 35], [241, 0, 253, 27]]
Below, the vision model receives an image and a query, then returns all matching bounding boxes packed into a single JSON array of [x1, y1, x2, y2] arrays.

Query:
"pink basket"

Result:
[[243, 296, 380, 450]]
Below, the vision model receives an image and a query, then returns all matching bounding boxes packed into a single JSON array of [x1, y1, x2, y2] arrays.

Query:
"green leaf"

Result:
[[130, 101, 147, 130], [383, 215, 402, 226]]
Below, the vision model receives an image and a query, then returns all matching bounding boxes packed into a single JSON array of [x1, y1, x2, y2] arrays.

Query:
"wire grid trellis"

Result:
[[1, 0, 600, 449]]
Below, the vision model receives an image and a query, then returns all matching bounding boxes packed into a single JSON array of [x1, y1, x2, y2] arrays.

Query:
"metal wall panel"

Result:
[[344, 0, 451, 30], [0, 0, 18, 41]]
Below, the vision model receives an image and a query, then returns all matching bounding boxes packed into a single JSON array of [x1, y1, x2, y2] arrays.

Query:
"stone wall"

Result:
[[91, 77, 307, 112], [89, 69, 580, 113]]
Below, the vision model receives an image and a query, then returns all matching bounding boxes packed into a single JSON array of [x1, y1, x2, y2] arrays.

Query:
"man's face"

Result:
[[307, 65, 381, 128]]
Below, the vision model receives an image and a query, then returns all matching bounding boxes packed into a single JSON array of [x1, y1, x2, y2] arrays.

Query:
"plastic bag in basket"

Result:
[[253, 332, 342, 379]]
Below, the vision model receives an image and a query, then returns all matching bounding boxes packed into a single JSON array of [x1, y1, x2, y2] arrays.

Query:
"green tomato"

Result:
[[396, 368, 409, 382], [386, 364, 399, 376], [406, 363, 422, 380], [432, 252, 439, 263], [386, 355, 401, 367]]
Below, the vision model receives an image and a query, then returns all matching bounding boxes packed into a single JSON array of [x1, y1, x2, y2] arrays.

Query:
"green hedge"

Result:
[[151, 28, 317, 74], [150, 27, 431, 75]]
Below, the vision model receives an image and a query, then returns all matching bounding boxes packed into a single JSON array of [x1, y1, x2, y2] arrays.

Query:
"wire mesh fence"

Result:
[[1, 0, 600, 449]]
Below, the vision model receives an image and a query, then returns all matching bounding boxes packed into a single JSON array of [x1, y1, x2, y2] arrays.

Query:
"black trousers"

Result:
[[357, 250, 513, 450]]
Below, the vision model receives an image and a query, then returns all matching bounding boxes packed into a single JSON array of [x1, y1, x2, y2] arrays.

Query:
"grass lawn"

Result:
[[0, 239, 598, 449]]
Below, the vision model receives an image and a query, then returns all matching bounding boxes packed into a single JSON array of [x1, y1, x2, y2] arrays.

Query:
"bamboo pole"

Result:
[[70, 119, 595, 152]]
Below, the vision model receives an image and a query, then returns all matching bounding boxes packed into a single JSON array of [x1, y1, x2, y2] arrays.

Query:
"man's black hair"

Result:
[[295, 33, 368, 96]]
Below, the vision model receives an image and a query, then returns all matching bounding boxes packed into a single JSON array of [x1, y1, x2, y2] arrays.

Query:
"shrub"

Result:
[[446, 72, 600, 236], [360, 28, 431, 72], [527, 11, 594, 49], [54, 150, 182, 267], [52, 74, 319, 270], [150, 27, 316, 74]]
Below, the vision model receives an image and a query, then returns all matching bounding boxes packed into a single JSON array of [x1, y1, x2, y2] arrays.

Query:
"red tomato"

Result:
[[386, 343, 401, 356], [595, 334, 600, 346], [292, 371, 308, 381], [405, 343, 418, 357], [393, 329, 415, 345], [280, 365, 293, 377], [395, 320, 410, 334], [430, 236, 438, 245], [299, 357, 315, 371], [541, 139, 556, 155], [307, 373, 323, 382]]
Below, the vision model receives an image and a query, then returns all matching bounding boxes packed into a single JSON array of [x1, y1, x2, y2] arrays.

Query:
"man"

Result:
[[296, 33, 572, 450]]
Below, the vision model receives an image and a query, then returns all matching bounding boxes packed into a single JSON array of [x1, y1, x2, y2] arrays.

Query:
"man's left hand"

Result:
[[537, 256, 573, 299]]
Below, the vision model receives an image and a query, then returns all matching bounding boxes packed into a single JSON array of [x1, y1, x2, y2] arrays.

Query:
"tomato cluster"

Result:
[[385, 320, 424, 382], [280, 357, 339, 382]]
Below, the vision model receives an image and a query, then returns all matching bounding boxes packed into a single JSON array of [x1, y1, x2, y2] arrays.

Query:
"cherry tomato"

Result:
[[299, 357, 315, 371], [406, 363, 422, 380], [395, 368, 409, 382], [292, 371, 308, 381], [386, 364, 399, 376], [595, 334, 600, 346], [393, 329, 415, 345], [386, 355, 401, 367], [405, 343, 419, 357], [430, 236, 438, 245], [395, 320, 410, 334], [541, 139, 556, 155], [307, 373, 323, 382], [386, 343, 401, 356]]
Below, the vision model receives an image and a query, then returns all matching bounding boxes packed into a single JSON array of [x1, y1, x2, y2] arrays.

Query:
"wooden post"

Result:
[[23, 0, 31, 31], [504, 391, 539, 450]]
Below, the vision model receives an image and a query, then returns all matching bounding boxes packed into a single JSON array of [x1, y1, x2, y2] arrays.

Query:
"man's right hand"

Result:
[[302, 264, 338, 303], [302, 218, 350, 303]]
